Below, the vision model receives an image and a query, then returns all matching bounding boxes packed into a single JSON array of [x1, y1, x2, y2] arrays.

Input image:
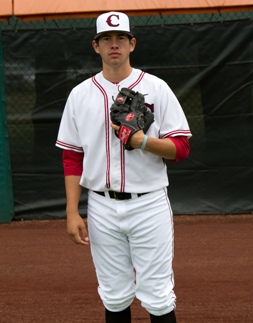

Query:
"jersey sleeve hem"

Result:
[[55, 140, 83, 153], [163, 130, 192, 139]]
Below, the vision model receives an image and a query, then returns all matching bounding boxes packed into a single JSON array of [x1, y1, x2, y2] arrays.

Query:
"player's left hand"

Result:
[[110, 88, 154, 150], [111, 123, 145, 149]]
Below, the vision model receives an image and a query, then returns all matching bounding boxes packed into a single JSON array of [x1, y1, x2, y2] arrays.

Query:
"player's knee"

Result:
[[99, 286, 135, 312], [139, 292, 176, 316], [102, 297, 134, 313]]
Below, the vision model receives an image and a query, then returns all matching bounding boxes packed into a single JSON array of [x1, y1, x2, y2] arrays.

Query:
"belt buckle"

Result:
[[114, 191, 120, 200], [113, 191, 127, 200]]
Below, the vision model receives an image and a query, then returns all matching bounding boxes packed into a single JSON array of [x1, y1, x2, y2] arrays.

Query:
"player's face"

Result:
[[92, 32, 136, 68]]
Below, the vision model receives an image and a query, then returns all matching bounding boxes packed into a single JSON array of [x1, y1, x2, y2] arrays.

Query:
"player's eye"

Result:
[[100, 35, 111, 41]]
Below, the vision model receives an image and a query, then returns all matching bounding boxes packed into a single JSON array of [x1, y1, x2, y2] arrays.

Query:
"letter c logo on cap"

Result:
[[106, 14, 120, 27]]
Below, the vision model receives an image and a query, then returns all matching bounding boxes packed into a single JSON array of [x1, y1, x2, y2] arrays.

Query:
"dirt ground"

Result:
[[0, 214, 252, 323]]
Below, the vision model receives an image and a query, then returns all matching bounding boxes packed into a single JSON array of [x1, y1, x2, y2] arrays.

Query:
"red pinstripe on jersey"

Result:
[[92, 76, 111, 189], [128, 71, 145, 90], [121, 70, 145, 192], [91, 71, 147, 192], [120, 144, 125, 192]]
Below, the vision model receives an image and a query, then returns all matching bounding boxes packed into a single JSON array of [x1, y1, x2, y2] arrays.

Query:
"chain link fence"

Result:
[[1, 11, 253, 30], [1, 11, 253, 218], [2, 11, 252, 168]]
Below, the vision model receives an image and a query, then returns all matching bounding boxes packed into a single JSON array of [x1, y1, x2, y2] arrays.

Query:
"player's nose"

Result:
[[110, 37, 119, 48], [111, 43, 119, 49]]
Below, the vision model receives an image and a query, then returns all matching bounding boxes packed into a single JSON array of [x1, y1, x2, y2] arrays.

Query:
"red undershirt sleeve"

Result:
[[62, 150, 84, 176], [168, 136, 190, 162], [62, 136, 189, 175]]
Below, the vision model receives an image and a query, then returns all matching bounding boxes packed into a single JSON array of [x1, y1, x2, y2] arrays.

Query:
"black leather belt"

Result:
[[94, 191, 148, 200]]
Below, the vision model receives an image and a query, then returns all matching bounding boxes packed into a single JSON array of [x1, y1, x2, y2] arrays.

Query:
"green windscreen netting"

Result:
[[1, 12, 253, 219]]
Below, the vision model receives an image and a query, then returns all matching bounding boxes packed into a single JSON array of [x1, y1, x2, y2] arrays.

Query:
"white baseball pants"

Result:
[[87, 188, 176, 316]]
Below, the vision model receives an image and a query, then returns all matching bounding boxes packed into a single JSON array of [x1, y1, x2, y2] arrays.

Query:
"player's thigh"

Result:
[[87, 191, 135, 304], [130, 196, 174, 282], [129, 190, 175, 313]]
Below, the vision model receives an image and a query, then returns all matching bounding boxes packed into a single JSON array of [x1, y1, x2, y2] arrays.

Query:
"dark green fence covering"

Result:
[[1, 12, 253, 220], [0, 32, 14, 223]]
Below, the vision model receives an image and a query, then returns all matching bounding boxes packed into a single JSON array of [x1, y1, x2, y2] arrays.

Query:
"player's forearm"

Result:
[[143, 136, 177, 159], [64, 175, 82, 215], [128, 130, 177, 159]]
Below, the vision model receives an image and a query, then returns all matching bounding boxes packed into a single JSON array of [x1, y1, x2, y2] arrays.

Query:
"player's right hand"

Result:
[[66, 213, 90, 245]]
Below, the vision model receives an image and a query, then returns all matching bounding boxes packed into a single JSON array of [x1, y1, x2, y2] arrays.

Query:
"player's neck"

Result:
[[102, 65, 132, 83]]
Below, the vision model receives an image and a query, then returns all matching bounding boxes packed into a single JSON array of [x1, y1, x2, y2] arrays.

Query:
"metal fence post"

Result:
[[0, 30, 14, 223]]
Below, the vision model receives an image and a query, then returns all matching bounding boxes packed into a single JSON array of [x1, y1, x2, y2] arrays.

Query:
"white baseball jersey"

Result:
[[56, 68, 192, 193]]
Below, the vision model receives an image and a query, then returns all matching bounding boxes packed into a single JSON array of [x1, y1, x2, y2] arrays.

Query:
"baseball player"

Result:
[[56, 11, 192, 323]]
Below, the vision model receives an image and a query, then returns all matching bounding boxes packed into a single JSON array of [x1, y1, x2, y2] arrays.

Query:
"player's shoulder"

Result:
[[134, 68, 168, 88], [146, 73, 168, 87], [67, 75, 100, 102], [71, 76, 93, 95], [133, 69, 175, 101]]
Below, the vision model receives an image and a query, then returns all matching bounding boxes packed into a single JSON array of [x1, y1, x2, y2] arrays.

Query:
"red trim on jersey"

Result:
[[128, 71, 145, 90], [121, 70, 145, 192], [164, 130, 192, 137], [62, 150, 84, 176], [92, 76, 111, 188], [120, 144, 125, 192], [169, 136, 190, 162], [61, 136, 190, 177], [56, 140, 83, 152]]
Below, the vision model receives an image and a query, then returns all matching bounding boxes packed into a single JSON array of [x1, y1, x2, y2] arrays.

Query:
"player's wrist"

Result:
[[140, 135, 148, 150], [66, 207, 81, 218]]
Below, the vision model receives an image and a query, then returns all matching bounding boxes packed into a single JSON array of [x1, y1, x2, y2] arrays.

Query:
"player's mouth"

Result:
[[109, 52, 120, 57]]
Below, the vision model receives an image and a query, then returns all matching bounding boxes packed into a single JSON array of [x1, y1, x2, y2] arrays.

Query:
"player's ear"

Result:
[[129, 37, 136, 53], [92, 40, 100, 54]]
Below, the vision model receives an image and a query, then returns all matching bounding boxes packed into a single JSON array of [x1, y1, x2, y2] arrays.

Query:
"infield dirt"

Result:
[[0, 215, 252, 323]]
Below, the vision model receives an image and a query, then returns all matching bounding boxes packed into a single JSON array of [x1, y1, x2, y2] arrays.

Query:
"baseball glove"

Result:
[[110, 87, 154, 150]]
